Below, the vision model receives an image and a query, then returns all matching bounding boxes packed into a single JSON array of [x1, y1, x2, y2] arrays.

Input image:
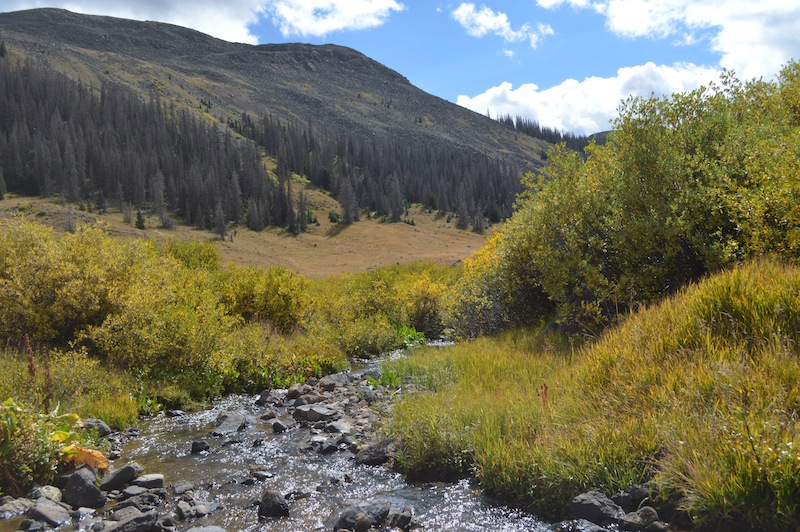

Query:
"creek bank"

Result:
[[0, 359, 692, 531]]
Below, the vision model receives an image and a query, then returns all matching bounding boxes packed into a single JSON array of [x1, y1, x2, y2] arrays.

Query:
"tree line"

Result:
[[0, 50, 528, 234], [0, 57, 304, 233], [496, 114, 596, 152]]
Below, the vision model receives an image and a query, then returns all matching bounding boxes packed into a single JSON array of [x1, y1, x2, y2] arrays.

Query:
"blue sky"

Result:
[[4, 1, 800, 134]]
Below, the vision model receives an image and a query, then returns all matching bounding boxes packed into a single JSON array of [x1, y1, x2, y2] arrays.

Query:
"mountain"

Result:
[[0, 8, 555, 234], [0, 8, 547, 171]]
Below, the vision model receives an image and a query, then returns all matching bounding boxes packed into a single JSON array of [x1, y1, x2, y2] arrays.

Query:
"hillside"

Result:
[[0, 193, 487, 278], [0, 8, 547, 171]]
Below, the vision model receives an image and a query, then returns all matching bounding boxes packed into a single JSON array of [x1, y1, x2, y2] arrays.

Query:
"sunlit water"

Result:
[[122, 392, 551, 531]]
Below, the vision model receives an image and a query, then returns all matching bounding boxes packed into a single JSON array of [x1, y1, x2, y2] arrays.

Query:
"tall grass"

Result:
[[387, 258, 800, 529]]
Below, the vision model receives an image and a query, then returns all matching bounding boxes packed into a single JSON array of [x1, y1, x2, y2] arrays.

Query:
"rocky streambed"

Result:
[[0, 355, 685, 531]]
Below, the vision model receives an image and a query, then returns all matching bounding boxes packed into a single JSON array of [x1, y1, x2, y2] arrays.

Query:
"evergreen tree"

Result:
[[214, 201, 226, 240], [0, 41, 6, 58], [135, 210, 145, 230], [297, 190, 308, 233], [0, 168, 5, 200]]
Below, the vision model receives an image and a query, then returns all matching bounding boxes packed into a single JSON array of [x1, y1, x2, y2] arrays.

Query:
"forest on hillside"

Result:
[[0, 52, 525, 233]]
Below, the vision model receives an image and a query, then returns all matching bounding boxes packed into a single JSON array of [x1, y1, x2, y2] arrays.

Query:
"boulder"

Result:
[[84, 418, 112, 437], [272, 418, 290, 433], [325, 420, 353, 434], [103, 509, 158, 531], [620, 506, 660, 530], [61, 466, 108, 509], [296, 392, 326, 406], [26, 498, 72, 528], [287, 383, 313, 400], [101, 461, 145, 491], [354, 438, 397, 466], [27, 485, 62, 502], [0, 497, 34, 519], [191, 441, 210, 454], [612, 484, 652, 513], [172, 480, 195, 495], [212, 412, 247, 436], [569, 490, 624, 526], [332, 497, 413, 531], [293, 404, 339, 422], [258, 490, 289, 518], [132, 473, 164, 489]]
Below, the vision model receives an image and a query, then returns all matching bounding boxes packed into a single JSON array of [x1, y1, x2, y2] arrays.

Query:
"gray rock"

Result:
[[354, 511, 371, 532], [272, 418, 290, 433], [612, 484, 652, 512], [187, 527, 227, 532], [569, 491, 625, 526], [103, 509, 158, 531], [191, 441, 210, 454], [112, 505, 144, 521], [212, 412, 247, 435], [175, 500, 194, 520], [387, 501, 414, 529], [132, 473, 164, 489], [325, 420, 353, 434], [172, 480, 195, 495], [120, 485, 149, 499], [333, 497, 413, 530], [26, 498, 72, 527], [294, 392, 324, 406], [0, 497, 34, 518], [166, 409, 186, 417], [620, 506, 660, 530], [259, 409, 277, 420], [84, 418, 112, 437], [27, 485, 62, 502], [101, 462, 145, 491], [287, 382, 313, 400], [354, 438, 397, 466], [62, 466, 108, 509], [258, 490, 289, 518], [293, 404, 339, 422]]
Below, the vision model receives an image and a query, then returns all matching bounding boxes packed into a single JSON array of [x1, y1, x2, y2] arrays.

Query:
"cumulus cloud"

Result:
[[266, 0, 405, 38], [537, 0, 800, 82], [4, 0, 406, 42], [4, 0, 266, 43], [457, 62, 720, 135], [452, 3, 553, 49]]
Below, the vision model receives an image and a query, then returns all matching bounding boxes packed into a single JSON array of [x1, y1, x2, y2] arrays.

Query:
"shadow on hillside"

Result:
[[325, 223, 350, 238]]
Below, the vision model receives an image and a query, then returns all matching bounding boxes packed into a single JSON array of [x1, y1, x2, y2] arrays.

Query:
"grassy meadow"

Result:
[[387, 258, 800, 529]]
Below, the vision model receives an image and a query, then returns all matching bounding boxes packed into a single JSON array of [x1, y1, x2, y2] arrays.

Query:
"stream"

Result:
[[120, 353, 552, 531]]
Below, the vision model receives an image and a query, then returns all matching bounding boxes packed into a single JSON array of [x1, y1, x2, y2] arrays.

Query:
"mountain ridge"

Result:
[[0, 8, 547, 172]]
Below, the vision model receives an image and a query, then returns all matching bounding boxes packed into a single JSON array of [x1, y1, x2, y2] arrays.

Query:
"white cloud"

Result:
[[457, 62, 720, 135], [266, 0, 405, 37], [452, 3, 553, 48], [4, 0, 267, 43], [538, 0, 800, 82], [4, 0, 406, 42]]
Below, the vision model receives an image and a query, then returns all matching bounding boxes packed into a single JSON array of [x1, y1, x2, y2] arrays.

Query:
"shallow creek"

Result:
[[121, 354, 551, 531]]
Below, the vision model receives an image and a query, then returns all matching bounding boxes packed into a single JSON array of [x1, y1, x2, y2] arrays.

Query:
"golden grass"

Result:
[[0, 193, 487, 278], [387, 258, 800, 529]]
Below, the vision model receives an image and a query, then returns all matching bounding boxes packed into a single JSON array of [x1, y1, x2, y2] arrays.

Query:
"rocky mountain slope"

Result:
[[0, 8, 547, 172]]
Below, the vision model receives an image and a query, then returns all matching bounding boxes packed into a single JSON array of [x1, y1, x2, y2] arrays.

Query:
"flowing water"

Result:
[[120, 352, 552, 531]]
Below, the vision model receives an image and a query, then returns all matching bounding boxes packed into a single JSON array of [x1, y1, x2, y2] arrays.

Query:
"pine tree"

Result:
[[214, 201, 226, 240], [135, 210, 145, 230], [0, 41, 6, 58]]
